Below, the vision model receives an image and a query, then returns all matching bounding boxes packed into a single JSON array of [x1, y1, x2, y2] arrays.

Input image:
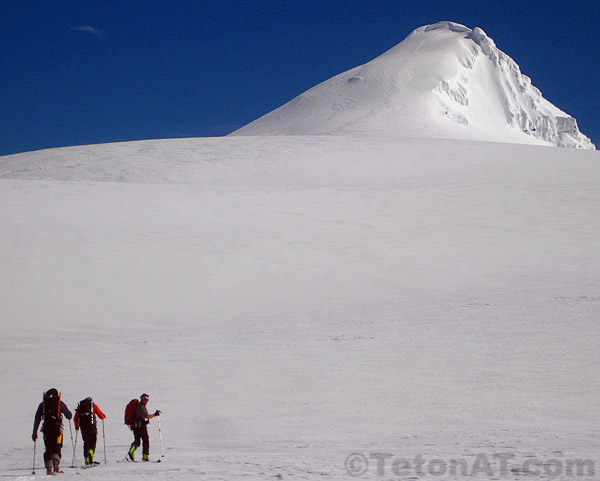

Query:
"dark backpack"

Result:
[[124, 399, 139, 426], [77, 397, 95, 430], [43, 389, 62, 427]]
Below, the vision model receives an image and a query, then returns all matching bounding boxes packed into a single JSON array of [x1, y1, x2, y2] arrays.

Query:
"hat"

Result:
[[140, 393, 149, 400]]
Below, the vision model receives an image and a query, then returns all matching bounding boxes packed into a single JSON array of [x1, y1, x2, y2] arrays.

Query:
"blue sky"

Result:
[[1, 0, 598, 155]]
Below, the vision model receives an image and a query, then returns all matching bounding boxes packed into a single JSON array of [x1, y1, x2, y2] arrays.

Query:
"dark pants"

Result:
[[81, 428, 97, 458], [131, 423, 149, 456], [42, 425, 63, 470]]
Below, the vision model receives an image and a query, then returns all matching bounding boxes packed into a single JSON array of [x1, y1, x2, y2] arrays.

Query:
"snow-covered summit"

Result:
[[232, 21, 595, 149]]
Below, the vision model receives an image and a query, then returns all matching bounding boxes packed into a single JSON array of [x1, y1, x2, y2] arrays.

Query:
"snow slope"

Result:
[[1, 135, 599, 479], [232, 22, 595, 150]]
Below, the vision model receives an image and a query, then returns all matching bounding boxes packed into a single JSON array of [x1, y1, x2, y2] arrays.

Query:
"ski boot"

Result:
[[85, 449, 94, 465], [127, 444, 136, 461]]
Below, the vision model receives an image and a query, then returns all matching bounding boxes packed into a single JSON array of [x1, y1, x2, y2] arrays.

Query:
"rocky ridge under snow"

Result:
[[233, 21, 594, 149]]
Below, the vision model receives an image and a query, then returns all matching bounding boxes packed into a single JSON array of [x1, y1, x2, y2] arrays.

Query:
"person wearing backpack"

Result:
[[32, 388, 73, 475], [126, 393, 160, 462], [74, 397, 106, 465]]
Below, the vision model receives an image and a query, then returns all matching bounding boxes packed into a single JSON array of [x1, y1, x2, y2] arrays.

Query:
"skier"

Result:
[[74, 397, 106, 465], [127, 393, 160, 461], [32, 388, 73, 475]]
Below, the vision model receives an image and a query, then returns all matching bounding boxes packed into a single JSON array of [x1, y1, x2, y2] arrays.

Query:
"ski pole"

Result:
[[157, 416, 165, 457], [68, 419, 75, 466], [102, 419, 107, 465], [71, 428, 78, 468], [32, 439, 36, 475]]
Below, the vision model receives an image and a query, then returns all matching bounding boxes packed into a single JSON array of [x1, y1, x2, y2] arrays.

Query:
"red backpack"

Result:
[[124, 399, 139, 426]]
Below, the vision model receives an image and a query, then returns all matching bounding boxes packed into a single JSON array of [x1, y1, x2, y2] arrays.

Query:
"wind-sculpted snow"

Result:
[[232, 21, 594, 149]]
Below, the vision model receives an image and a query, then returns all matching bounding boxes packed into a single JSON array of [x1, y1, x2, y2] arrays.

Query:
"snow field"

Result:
[[1, 135, 599, 479]]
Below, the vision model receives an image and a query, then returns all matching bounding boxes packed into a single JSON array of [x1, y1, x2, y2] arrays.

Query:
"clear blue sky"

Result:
[[1, 0, 598, 155]]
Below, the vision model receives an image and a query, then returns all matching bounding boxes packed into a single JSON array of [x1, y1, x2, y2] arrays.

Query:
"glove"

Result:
[[32, 432, 37, 441], [154, 410, 161, 416]]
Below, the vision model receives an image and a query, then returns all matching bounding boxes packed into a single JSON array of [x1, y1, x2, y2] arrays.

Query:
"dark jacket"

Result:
[[133, 402, 149, 428], [33, 401, 72, 434]]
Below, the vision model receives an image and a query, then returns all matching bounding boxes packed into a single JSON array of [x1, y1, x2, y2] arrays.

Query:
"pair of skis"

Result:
[[118, 458, 162, 463]]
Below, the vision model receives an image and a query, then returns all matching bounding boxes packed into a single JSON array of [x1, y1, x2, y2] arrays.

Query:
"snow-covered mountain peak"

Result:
[[232, 21, 595, 149]]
